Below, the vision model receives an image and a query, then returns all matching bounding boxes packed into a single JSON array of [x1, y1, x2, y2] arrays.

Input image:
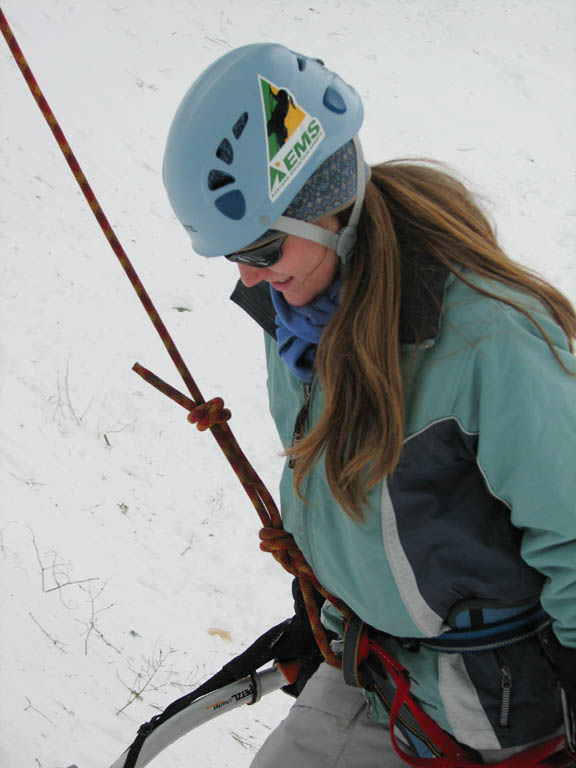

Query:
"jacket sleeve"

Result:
[[470, 305, 576, 648]]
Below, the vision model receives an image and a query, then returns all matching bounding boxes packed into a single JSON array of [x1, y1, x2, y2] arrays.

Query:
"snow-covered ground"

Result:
[[0, 1, 574, 766]]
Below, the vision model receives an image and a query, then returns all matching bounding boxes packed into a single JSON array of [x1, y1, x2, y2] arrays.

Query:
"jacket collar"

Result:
[[230, 260, 450, 346], [399, 259, 450, 345], [230, 280, 278, 339]]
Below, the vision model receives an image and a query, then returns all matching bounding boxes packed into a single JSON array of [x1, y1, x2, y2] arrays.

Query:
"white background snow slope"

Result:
[[1, 1, 575, 767]]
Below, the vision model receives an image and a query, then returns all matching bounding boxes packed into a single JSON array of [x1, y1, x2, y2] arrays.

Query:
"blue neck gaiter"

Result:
[[270, 275, 341, 383]]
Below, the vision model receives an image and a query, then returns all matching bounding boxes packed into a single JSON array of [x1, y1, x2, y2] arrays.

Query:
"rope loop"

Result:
[[0, 0, 349, 682], [187, 397, 231, 431], [259, 527, 311, 570]]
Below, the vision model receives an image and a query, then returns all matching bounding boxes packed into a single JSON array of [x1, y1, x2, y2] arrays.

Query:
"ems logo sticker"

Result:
[[259, 75, 325, 201]]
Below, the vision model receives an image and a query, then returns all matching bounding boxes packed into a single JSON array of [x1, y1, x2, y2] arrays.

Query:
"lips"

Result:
[[271, 277, 293, 290]]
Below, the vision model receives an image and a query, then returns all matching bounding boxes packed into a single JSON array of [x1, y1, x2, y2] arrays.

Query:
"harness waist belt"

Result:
[[399, 603, 552, 653]]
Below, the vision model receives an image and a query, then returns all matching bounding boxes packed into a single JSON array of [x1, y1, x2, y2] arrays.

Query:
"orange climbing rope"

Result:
[[133, 364, 348, 667], [0, 6, 343, 669]]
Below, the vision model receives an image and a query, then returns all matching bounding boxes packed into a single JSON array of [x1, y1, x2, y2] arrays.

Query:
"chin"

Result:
[[281, 285, 317, 307], [284, 294, 308, 307]]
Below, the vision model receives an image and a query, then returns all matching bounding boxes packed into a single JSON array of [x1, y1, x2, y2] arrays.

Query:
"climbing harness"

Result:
[[343, 615, 574, 768]]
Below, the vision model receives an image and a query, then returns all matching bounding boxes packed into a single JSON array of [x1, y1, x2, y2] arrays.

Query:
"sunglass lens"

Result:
[[226, 237, 285, 267]]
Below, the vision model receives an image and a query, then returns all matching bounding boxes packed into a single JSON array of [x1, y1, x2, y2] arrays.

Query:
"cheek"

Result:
[[319, 255, 340, 291], [280, 242, 326, 279]]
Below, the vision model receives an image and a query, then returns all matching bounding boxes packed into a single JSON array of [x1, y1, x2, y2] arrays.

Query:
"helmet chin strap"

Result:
[[272, 136, 369, 264]]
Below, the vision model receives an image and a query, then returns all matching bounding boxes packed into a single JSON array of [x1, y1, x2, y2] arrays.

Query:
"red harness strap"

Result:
[[366, 640, 568, 768], [344, 617, 572, 768]]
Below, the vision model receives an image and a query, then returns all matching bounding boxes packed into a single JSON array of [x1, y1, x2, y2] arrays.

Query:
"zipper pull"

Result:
[[498, 663, 512, 728], [289, 382, 312, 469]]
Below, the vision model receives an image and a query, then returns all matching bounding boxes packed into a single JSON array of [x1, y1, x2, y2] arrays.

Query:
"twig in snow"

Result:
[[8, 472, 44, 488], [28, 612, 68, 654], [116, 647, 177, 715], [51, 360, 96, 428], [64, 359, 95, 425], [75, 583, 119, 655], [24, 697, 56, 727], [167, 663, 205, 692], [231, 731, 258, 751], [0, 522, 18, 559], [45, 576, 100, 594], [96, 391, 136, 444], [30, 529, 99, 605], [180, 532, 195, 556]]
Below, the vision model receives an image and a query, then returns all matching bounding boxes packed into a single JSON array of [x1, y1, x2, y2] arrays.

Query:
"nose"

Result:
[[237, 263, 268, 287]]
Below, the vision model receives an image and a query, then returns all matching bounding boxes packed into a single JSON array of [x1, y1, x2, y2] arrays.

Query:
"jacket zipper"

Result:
[[494, 650, 512, 728], [288, 381, 312, 468], [288, 380, 316, 571]]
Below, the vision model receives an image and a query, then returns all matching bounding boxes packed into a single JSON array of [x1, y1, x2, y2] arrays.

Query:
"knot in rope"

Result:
[[259, 526, 343, 668], [258, 527, 313, 577], [187, 397, 231, 432]]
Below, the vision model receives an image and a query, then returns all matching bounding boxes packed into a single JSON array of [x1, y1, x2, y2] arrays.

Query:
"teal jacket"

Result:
[[233, 269, 576, 751]]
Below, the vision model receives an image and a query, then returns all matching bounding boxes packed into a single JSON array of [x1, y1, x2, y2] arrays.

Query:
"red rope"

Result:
[[0, 5, 345, 667], [0, 7, 202, 404], [133, 365, 347, 668], [187, 398, 231, 431]]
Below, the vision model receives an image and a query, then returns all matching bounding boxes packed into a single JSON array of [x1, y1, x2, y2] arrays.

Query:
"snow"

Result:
[[0, 1, 574, 766]]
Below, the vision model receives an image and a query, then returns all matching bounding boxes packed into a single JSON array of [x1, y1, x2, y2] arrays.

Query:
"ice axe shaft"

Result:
[[65, 665, 285, 768], [110, 665, 285, 768]]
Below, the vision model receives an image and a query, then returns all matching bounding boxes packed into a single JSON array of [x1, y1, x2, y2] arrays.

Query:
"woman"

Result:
[[163, 44, 576, 767]]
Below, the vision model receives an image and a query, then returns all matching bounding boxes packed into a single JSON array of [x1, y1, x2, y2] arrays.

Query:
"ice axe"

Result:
[[65, 662, 290, 768], [64, 618, 302, 768]]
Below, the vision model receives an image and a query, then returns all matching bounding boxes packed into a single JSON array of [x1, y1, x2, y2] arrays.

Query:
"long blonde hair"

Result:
[[287, 161, 576, 521]]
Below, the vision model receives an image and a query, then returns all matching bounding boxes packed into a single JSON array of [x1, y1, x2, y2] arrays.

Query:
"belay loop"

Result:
[[187, 397, 231, 431]]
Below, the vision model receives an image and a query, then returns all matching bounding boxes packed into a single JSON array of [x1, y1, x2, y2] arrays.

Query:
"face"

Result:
[[236, 215, 340, 307]]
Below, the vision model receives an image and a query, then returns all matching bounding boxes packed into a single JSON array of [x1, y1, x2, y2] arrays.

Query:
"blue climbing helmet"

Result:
[[163, 43, 367, 260]]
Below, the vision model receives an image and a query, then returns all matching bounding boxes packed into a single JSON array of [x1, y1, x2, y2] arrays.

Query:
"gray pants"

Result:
[[250, 663, 564, 767], [250, 663, 409, 768]]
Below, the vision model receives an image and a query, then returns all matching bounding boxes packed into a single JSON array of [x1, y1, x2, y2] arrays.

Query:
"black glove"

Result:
[[219, 578, 332, 698], [276, 578, 331, 697]]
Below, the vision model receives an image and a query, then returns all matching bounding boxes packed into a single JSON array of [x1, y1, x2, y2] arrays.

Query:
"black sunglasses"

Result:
[[225, 235, 286, 268]]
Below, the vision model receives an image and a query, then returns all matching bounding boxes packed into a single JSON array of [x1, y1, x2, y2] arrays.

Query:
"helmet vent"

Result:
[[215, 190, 246, 220], [216, 138, 233, 164], [208, 169, 236, 191], [323, 86, 347, 115], [232, 112, 249, 139], [296, 56, 307, 72]]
